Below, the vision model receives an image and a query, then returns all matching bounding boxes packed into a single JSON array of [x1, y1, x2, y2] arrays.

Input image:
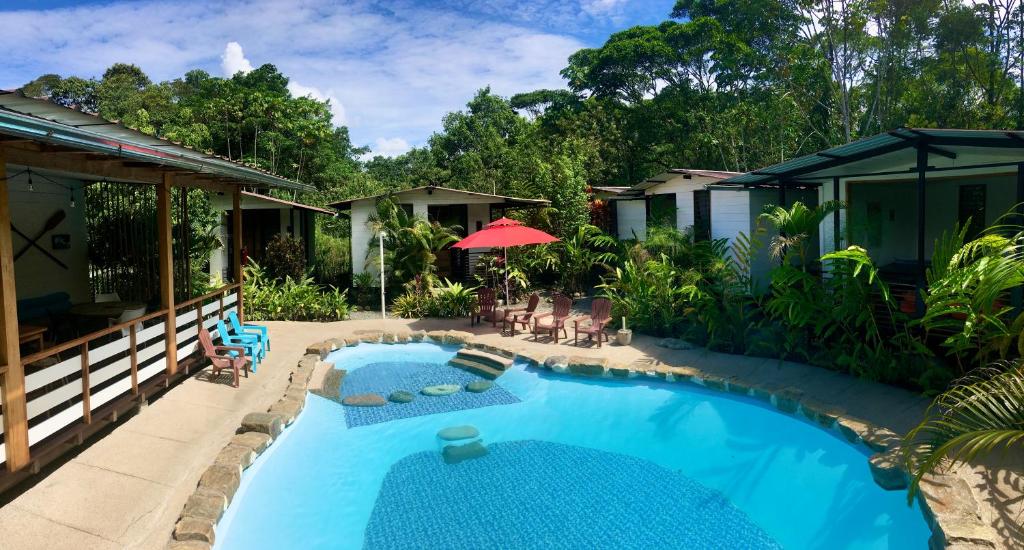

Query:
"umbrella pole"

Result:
[[504, 246, 510, 306]]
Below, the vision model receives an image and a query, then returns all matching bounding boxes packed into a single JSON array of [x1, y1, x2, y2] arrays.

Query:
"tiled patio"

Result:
[[0, 318, 1018, 549]]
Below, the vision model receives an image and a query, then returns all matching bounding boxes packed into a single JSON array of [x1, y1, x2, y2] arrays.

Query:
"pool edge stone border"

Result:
[[168, 331, 997, 550]]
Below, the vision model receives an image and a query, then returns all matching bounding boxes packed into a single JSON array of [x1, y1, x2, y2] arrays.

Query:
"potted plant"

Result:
[[616, 316, 633, 346]]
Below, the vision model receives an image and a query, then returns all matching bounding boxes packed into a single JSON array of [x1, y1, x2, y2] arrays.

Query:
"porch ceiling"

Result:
[[721, 128, 1024, 187], [0, 91, 312, 193]]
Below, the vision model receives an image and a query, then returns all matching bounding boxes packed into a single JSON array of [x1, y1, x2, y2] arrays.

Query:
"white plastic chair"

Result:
[[95, 292, 121, 303], [109, 306, 146, 338]]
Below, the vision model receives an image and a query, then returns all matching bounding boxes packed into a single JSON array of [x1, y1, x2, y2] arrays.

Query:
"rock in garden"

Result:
[[341, 393, 387, 407], [543, 355, 568, 369], [437, 425, 480, 441], [658, 338, 694, 350], [388, 390, 415, 404], [442, 441, 488, 464], [421, 384, 461, 396], [465, 380, 493, 393]]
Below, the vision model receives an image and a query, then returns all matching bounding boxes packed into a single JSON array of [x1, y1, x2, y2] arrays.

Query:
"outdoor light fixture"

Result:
[[379, 229, 386, 320], [26, 168, 34, 192], [69, 189, 75, 208]]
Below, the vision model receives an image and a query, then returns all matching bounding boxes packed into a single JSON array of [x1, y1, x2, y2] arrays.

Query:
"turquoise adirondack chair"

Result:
[[228, 311, 269, 351], [216, 320, 264, 368]]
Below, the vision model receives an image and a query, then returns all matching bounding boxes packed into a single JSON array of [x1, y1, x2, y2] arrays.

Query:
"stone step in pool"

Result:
[[448, 357, 504, 380], [455, 348, 513, 371]]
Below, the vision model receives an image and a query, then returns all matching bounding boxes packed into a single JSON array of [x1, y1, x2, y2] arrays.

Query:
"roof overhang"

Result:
[[329, 185, 549, 210], [719, 128, 1024, 188], [237, 191, 336, 215], [0, 91, 312, 192]]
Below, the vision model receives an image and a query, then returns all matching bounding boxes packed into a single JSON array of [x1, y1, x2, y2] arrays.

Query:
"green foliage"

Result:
[[557, 224, 619, 296], [243, 261, 350, 321], [392, 278, 478, 319], [599, 249, 701, 336], [757, 200, 844, 267], [312, 230, 349, 286], [919, 219, 1024, 370], [368, 198, 460, 285], [263, 234, 306, 281], [903, 363, 1024, 501]]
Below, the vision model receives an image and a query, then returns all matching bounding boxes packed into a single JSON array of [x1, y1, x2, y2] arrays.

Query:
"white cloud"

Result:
[[220, 41, 253, 76], [287, 81, 347, 125], [1, 0, 598, 149], [363, 137, 411, 159]]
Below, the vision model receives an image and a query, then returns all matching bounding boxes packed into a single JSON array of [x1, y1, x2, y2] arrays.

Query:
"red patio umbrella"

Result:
[[452, 217, 559, 303]]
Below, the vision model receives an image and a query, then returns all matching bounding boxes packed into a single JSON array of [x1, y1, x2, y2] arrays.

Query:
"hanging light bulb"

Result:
[[26, 168, 34, 192], [70, 188, 76, 208]]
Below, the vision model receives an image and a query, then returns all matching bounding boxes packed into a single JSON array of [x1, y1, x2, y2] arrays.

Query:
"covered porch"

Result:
[[718, 128, 1024, 309], [0, 91, 309, 491]]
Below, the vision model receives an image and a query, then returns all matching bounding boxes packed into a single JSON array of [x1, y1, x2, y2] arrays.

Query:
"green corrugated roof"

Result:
[[720, 128, 1024, 187]]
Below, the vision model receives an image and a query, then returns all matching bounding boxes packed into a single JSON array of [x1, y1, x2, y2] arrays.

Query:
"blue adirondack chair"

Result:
[[228, 311, 269, 351], [216, 320, 264, 368]]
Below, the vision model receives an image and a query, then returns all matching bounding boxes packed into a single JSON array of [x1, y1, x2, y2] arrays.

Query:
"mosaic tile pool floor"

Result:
[[339, 361, 520, 428], [364, 440, 781, 550]]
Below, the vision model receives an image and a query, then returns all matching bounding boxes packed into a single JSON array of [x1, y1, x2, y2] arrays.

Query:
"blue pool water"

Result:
[[215, 343, 931, 549]]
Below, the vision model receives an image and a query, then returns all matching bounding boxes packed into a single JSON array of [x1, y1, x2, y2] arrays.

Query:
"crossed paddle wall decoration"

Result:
[[11, 209, 69, 270]]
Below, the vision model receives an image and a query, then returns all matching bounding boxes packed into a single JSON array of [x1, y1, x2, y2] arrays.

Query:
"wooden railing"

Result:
[[0, 283, 241, 469]]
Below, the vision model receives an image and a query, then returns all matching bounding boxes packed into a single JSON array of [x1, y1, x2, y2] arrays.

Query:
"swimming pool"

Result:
[[215, 342, 931, 549]]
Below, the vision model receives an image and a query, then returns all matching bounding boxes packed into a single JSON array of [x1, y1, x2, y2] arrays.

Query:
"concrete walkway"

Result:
[[0, 318, 1018, 549]]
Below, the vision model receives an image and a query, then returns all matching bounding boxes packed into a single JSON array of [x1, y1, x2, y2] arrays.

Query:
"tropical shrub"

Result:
[[920, 220, 1024, 371], [902, 363, 1024, 500], [243, 261, 350, 321], [263, 234, 306, 281], [473, 253, 530, 303], [313, 231, 349, 286], [368, 197, 460, 285], [558, 224, 618, 296], [392, 278, 478, 318], [599, 248, 700, 336], [757, 200, 843, 267]]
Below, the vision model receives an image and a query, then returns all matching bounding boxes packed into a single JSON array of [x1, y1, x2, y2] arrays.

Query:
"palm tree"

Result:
[[902, 363, 1024, 502], [757, 200, 843, 268], [368, 198, 460, 285]]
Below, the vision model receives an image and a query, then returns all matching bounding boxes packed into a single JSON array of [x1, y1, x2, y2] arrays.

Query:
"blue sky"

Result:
[[2, 0, 672, 157]]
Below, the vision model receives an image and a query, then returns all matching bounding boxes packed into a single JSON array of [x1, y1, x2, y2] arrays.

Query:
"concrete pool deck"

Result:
[[0, 318, 1019, 549]]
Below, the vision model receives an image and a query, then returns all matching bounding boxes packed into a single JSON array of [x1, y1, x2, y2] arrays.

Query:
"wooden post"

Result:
[[0, 149, 30, 471], [158, 173, 177, 375], [80, 343, 91, 424], [129, 324, 138, 395], [233, 188, 244, 321]]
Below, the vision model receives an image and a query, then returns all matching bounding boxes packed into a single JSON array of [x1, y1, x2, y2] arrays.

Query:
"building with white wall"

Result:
[[209, 191, 335, 281], [611, 169, 741, 241], [713, 128, 1024, 297], [330, 185, 548, 281]]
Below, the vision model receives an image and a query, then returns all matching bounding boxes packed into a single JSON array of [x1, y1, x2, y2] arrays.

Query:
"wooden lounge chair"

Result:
[[574, 297, 612, 347], [503, 292, 540, 336], [533, 294, 572, 343], [472, 287, 503, 327], [199, 328, 250, 388]]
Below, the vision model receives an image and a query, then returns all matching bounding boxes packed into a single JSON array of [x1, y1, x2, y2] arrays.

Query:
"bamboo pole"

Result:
[[0, 148, 31, 470]]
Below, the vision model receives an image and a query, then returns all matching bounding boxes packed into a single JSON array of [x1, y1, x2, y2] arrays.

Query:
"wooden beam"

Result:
[[157, 173, 177, 375], [0, 149, 31, 471], [233, 188, 244, 321]]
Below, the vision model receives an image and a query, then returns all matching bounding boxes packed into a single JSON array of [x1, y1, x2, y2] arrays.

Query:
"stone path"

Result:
[[0, 317, 1018, 549]]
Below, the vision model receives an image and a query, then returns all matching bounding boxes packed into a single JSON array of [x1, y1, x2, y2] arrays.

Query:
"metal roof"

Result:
[[0, 90, 312, 192], [329, 185, 549, 209], [721, 127, 1024, 186]]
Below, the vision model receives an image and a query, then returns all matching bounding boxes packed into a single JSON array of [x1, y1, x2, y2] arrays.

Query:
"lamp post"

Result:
[[379, 230, 386, 319]]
